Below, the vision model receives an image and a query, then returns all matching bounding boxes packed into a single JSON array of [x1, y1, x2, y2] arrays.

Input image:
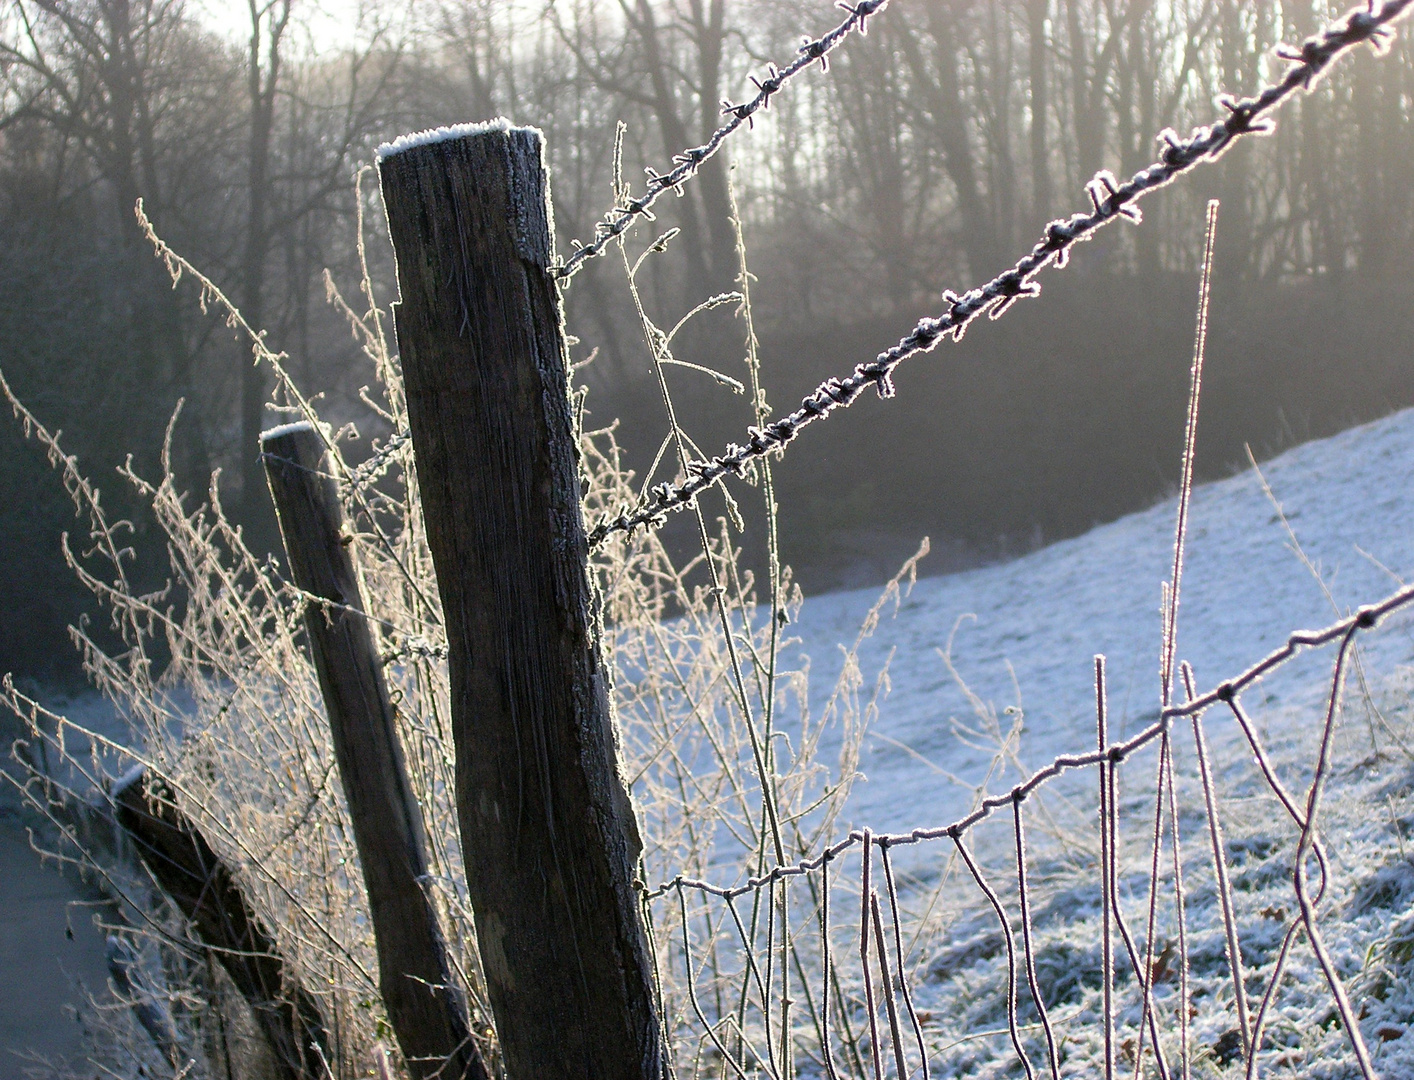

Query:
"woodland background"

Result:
[[3, 0, 1413, 686]]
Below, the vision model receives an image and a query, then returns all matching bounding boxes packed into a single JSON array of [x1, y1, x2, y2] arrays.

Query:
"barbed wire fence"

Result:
[[580, 0, 1414, 545], [545, 2, 1414, 1078], [343, 1, 1414, 547], [7, 2, 1414, 1078], [293, 2, 1414, 1073]]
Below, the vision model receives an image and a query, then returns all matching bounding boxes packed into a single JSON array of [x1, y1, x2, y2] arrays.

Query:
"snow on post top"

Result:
[[376, 118, 515, 161], [260, 420, 317, 442]]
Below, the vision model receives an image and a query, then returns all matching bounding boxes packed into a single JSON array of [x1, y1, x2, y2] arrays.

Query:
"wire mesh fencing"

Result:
[[575, 6, 1414, 1077], [641, 582, 1414, 1080]]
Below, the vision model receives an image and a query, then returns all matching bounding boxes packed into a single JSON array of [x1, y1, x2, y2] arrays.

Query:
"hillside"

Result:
[[783, 405, 1414, 1077]]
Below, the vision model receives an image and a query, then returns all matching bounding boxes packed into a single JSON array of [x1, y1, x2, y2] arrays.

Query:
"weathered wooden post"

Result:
[[377, 121, 663, 1080], [111, 766, 329, 1080], [261, 421, 487, 1080]]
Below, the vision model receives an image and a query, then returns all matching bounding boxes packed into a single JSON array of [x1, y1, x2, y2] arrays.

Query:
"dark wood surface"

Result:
[[112, 767, 329, 1080], [380, 124, 663, 1080], [262, 422, 486, 1080]]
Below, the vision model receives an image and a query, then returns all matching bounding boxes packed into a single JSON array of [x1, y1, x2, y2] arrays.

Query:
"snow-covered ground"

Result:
[[779, 406, 1414, 1078], [12, 405, 1414, 1077], [790, 406, 1414, 836]]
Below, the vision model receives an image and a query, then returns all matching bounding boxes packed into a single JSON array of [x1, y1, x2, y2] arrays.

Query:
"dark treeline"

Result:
[[2, 0, 1413, 683]]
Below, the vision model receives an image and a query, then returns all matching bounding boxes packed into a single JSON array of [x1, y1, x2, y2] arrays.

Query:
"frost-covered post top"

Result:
[[376, 119, 556, 270], [376, 117, 523, 160]]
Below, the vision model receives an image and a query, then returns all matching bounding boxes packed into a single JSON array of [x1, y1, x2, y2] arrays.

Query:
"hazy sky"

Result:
[[193, 0, 375, 53]]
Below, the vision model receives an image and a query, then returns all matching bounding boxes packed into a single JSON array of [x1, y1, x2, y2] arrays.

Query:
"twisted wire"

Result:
[[343, 430, 411, 494], [586, 0, 1414, 547], [552, 0, 890, 281]]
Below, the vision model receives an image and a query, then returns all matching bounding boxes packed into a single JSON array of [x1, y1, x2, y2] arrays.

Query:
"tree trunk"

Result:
[[1027, 0, 1052, 221], [240, 0, 291, 541], [898, 8, 999, 279]]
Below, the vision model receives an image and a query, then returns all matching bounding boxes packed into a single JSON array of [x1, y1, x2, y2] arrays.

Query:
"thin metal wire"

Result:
[[1098, 655, 1116, 1080], [723, 892, 780, 1079], [637, 513, 1414, 1080], [587, 0, 1414, 547], [1245, 919, 1304, 1080], [819, 849, 841, 1080], [1166, 735, 1191, 1080], [1183, 664, 1252, 1062], [870, 891, 910, 1080], [343, 430, 411, 494], [677, 883, 753, 1080], [879, 843, 930, 1080], [1290, 629, 1377, 1079], [641, 520, 1409, 1080], [860, 829, 884, 1080], [642, 580, 1414, 909], [1222, 691, 1334, 894], [952, 830, 1035, 1080], [1106, 750, 1174, 1080], [1012, 796, 1061, 1080], [1131, 733, 1175, 1080]]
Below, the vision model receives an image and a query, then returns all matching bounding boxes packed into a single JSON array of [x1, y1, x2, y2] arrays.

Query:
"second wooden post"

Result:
[[262, 422, 486, 1080], [378, 122, 663, 1080]]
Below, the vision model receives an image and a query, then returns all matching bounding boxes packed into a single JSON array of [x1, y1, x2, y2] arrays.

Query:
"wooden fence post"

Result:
[[261, 421, 488, 1080], [111, 766, 329, 1080], [378, 121, 664, 1080]]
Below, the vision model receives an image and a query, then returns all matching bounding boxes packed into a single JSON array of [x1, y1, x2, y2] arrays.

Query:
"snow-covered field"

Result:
[[10, 405, 1414, 1077], [792, 406, 1414, 834], [780, 406, 1414, 1077]]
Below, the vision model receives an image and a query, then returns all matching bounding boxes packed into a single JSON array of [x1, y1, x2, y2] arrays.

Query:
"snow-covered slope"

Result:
[[789, 406, 1414, 835], [779, 406, 1414, 1078]]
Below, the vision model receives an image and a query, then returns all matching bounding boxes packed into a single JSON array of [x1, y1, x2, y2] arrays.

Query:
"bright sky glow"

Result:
[[193, 0, 373, 54]]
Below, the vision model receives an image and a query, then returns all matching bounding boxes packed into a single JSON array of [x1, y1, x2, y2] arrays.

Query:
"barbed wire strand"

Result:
[[553, 0, 890, 280], [586, 0, 1414, 547]]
